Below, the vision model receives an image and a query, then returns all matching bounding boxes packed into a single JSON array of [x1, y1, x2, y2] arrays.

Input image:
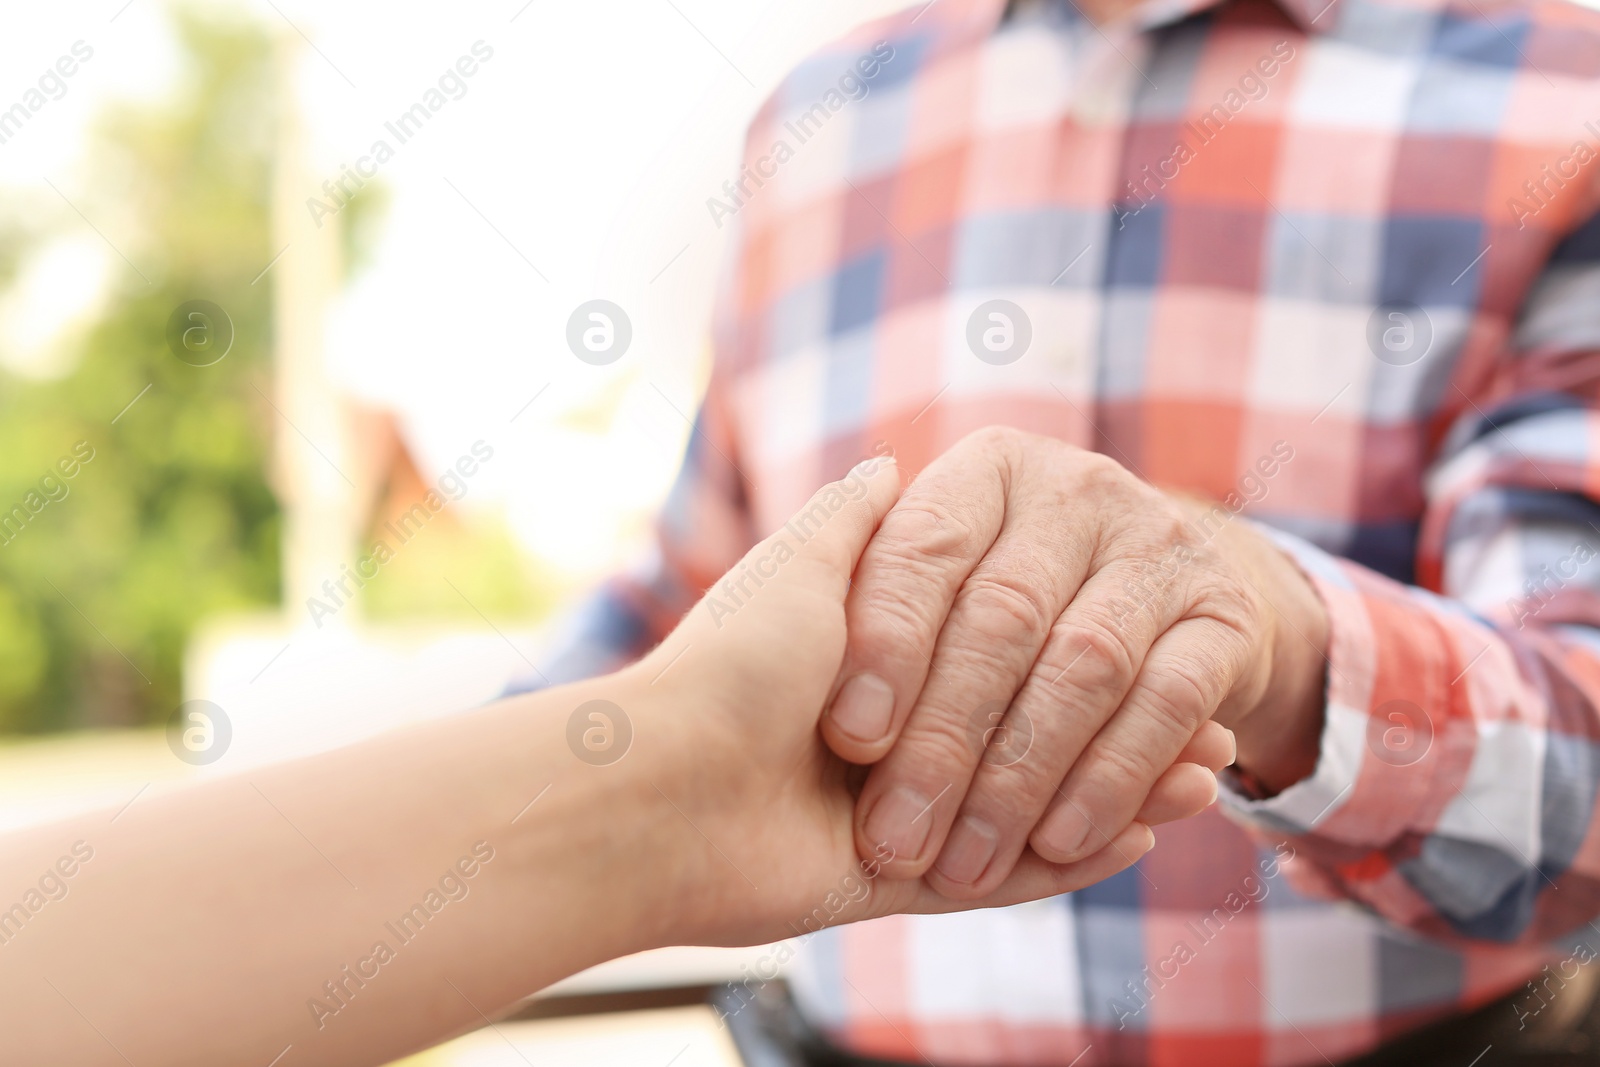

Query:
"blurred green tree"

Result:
[[0, 9, 283, 732]]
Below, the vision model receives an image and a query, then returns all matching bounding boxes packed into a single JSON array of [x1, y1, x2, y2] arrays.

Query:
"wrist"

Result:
[[497, 666, 709, 960], [615, 649, 770, 948], [597, 653, 766, 949], [1231, 527, 1330, 794]]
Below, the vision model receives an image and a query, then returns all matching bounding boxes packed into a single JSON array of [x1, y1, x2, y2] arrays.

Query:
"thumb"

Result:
[[654, 451, 901, 656], [772, 451, 901, 596]]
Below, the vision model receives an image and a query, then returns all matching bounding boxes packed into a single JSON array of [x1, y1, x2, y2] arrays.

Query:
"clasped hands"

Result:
[[818, 427, 1328, 900], [0, 428, 1333, 1065], [631, 426, 1329, 945]]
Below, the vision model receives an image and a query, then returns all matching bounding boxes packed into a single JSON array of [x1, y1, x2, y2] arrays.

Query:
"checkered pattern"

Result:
[[511, 0, 1600, 1062]]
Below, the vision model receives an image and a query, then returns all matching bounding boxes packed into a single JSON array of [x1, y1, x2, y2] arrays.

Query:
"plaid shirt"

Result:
[[514, 0, 1600, 1061]]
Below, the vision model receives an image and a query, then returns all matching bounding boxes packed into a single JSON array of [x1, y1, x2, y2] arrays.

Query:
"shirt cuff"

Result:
[[1216, 523, 1459, 850]]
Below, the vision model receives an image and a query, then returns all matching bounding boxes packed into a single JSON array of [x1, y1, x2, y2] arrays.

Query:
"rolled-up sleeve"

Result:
[[1221, 212, 1600, 947]]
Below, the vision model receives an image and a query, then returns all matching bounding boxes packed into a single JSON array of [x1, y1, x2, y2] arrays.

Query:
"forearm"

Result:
[[0, 669, 684, 1067]]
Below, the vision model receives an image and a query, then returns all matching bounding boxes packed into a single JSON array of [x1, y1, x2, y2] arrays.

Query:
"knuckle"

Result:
[[1108, 562, 1170, 623], [898, 717, 983, 780], [1049, 618, 1137, 695], [965, 424, 1025, 453], [955, 572, 1053, 642], [850, 585, 941, 664], [1087, 735, 1162, 788], [875, 497, 980, 567], [971, 697, 1046, 769], [1078, 450, 1132, 495], [1181, 585, 1263, 687], [969, 732, 1057, 803], [958, 425, 1075, 472], [1138, 666, 1212, 736], [1210, 576, 1267, 632], [1081, 447, 1124, 477], [1122, 505, 1190, 560]]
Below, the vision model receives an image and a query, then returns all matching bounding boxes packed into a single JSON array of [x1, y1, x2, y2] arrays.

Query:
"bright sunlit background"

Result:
[[0, 3, 907, 1057], [0, 0, 906, 764]]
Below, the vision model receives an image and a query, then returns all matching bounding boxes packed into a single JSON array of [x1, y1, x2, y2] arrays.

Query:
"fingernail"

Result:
[[1205, 770, 1220, 806], [865, 785, 935, 862], [935, 815, 998, 885], [851, 453, 896, 476], [1224, 728, 1238, 765], [829, 674, 895, 743], [1039, 799, 1092, 860]]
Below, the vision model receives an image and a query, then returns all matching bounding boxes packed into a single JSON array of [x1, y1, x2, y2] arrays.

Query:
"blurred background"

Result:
[[0, 1, 905, 1062]]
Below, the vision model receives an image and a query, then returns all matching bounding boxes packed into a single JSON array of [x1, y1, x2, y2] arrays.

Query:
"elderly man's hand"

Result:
[[821, 427, 1328, 899]]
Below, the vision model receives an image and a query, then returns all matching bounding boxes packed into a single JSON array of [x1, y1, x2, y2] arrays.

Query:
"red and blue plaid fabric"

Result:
[[511, 0, 1600, 1061]]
